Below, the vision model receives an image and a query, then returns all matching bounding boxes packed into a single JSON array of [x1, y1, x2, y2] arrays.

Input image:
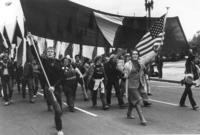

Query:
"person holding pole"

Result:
[[27, 33, 64, 135]]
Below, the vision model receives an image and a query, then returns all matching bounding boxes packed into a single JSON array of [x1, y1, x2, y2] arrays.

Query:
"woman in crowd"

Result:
[[124, 50, 147, 125]]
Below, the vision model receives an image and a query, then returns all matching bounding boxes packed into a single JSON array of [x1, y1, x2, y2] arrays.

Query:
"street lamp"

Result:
[[145, 0, 154, 29]]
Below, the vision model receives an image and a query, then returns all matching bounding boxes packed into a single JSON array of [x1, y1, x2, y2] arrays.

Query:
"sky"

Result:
[[0, 0, 200, 41]]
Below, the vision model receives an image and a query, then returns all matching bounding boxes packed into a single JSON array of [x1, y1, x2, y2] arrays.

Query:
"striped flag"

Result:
[[135, 14, 166, 58]]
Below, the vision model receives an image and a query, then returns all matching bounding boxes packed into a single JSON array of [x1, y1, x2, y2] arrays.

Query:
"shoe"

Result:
[[141, 121, 147, 126], [192, 106, 199, 111], [84, 97, 89, 101], [147, 93, 152, 96], [33, 95, 37, 98], [143, 101, 152, 107], [57, 130, 64, 135], [4, 101, 10, 106], [127, 114, 135, 119], [103, 105, 109, 110]]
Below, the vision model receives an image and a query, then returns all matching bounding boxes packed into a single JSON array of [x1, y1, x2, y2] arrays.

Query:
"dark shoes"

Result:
[[127, 114, 135, 119], [192, 106, 199, 111], [103, 105, 109, 110], [69, 107, 75, 112], [147, 93, 152, 96], [143, 101, 152, 107], [141, 121, 147, 126], [84, 97, 89, 101], [180, 104, 199, 111]]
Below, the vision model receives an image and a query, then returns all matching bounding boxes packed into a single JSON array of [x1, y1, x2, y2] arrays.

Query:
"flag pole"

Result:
[[160, 7, 169, 50], [28, 34, 58, 102], [163, 7, 170, 32]]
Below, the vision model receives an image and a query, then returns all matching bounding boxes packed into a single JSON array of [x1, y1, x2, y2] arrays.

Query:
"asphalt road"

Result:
[[1, 81, 200, 135]]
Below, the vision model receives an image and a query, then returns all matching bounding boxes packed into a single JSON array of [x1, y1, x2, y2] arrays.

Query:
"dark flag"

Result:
[[3, 26, 11, 48], [92, 46, 97, 60], [64, 42, 73, 57], [26, 38, 37, 62], [24, 18, 28, 37], [12, 20, 23, 45]]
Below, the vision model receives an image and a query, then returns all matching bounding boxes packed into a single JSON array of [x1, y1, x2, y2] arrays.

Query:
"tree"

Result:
[[189, 31, 200, 55]]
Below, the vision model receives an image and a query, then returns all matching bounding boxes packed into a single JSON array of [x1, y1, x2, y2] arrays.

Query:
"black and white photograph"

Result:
[[0, 0, 200, 135]]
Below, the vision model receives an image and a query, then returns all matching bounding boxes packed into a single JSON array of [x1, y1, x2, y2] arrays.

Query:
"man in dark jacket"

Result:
[[104, 54, 126, 108], [22, 60, 35, 103], [179, 50, 199, 110], [0, 52, 14, 105]]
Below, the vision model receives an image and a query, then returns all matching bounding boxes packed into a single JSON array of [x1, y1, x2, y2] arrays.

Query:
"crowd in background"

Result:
[[1, 42, 200, 131], [0, 46, 153, 108]]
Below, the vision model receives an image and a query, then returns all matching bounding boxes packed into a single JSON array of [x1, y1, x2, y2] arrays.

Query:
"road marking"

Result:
[[149, 98, 178, 106], [37, 92, 98, 117], [151, 83, 200, 90], [152, 85, 182, 88]]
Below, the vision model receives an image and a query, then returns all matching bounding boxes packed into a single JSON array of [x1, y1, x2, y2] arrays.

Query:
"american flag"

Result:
[[135, 14, 166, 57]]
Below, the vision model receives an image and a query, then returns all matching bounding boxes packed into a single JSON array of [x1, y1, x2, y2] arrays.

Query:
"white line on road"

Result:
[[62, 102, 98, 117], [149, 98, 178, 106], [37, 92, 98, 117]]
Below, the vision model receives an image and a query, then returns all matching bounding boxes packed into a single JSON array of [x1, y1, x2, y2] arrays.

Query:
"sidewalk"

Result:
[[150, 60, 185, 83]]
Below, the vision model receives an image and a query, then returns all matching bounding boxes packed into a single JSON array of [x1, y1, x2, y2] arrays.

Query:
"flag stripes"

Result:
[[135, 14, 166, 58], [137, 33, 163, 52]]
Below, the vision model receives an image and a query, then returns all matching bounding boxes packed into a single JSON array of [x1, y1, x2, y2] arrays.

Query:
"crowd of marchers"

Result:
[[0, 44, 154, 123], [0, 40, 199, 133]]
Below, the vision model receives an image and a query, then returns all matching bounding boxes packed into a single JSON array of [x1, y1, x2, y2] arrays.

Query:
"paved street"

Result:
[[1, 61, 200, 135]]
